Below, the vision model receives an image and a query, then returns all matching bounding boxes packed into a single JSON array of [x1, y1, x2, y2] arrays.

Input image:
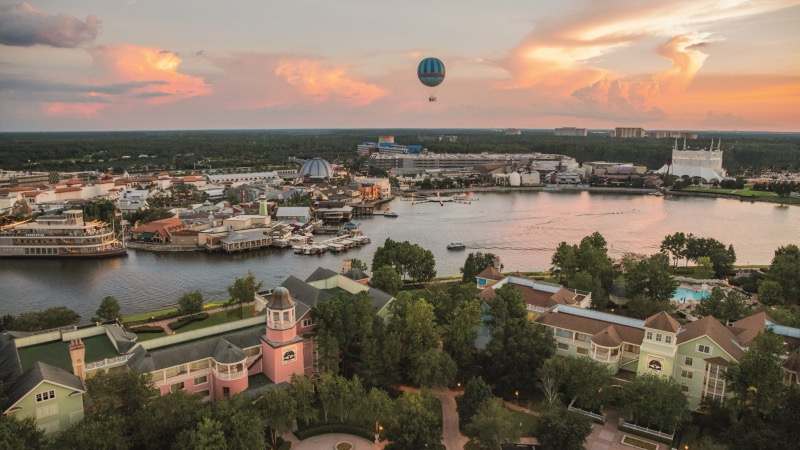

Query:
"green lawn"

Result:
[[134, 331, 169, 341], [507, 408, 539, 437], [122, 301, 227, 323], [680, 186, 778, 197], [173, 305, 256, 334]]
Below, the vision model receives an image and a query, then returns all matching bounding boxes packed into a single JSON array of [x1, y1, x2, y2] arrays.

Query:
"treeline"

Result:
[[1, 130, 798, 174]]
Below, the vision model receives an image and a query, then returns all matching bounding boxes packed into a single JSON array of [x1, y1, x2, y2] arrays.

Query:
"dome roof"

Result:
[[268, 287, 296, 310], [300, 158, 333, 179]]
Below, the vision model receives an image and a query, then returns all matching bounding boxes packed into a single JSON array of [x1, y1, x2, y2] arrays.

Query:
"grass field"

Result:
[[122, 301, 227, 323], [173, 305, 256, 334]]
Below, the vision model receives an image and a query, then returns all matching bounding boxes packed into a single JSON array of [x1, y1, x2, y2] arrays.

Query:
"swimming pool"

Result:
[[673, 286, 711, 302]]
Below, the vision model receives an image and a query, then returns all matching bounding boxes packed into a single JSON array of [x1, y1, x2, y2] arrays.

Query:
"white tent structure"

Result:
[[656, 139, 726, 182]]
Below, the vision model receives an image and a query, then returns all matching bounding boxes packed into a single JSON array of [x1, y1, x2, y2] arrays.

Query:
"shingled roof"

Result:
[[677, 315, 746, 361], [644, 311, 681, 333], [3, 362, 84, 412], [592, 325, 623, 347]]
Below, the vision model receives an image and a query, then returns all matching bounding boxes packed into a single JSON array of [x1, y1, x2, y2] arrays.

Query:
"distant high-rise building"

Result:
[[613, 127, 646, 138], [555, 127, 588, 137], [649, 131, 698, 140], [505, 128, 522, 135]]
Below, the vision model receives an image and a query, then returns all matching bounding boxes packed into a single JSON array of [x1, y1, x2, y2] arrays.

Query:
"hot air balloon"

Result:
[[417, 57, 445, 102]]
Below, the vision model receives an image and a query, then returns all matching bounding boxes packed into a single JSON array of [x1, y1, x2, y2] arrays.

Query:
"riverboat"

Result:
[[0, 210, 126, 258], [447, 242, 466, 250], [384, 211, 399, 218]]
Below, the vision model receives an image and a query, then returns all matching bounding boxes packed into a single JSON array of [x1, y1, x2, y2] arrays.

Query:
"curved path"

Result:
[[289, 433, 378, 450]]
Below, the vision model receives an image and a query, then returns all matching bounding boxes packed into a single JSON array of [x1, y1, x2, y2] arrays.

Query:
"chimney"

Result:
[[69, 339, 85, 381]]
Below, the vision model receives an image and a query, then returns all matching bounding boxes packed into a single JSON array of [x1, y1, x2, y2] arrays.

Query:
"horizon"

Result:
[[1, 1, 799, 132]]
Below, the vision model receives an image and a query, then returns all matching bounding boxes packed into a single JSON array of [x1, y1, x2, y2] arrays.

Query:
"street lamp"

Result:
[[457, 382, 461, 395], [515, 390, 519, 405]]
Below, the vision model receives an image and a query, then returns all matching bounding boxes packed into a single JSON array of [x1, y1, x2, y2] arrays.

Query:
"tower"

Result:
[[68, 339, 85, 381], [261, 287, 305, 384], [637, 312, 681, 377], [258, 192, 269, 216]]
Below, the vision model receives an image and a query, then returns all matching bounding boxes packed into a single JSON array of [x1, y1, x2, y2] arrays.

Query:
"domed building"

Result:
[[299, 157, 334, 182]]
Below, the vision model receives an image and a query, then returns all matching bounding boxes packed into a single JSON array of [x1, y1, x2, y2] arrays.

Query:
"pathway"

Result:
[[127, 301, 256, 335]]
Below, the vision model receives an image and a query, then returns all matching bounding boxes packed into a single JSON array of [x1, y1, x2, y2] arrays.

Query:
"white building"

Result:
[[656, 139, 726, 182]]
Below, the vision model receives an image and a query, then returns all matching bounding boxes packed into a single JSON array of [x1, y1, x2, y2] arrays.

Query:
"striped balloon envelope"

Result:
[[417, 57, 445, 87]]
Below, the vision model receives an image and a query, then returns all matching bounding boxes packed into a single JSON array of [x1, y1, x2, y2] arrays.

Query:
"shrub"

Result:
[[130, 325, 165, 333], [167, 313, 209, 331]]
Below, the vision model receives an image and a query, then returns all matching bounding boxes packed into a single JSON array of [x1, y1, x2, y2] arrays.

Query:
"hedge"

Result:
[[130, 325, 165, 333], [618, 423, 674, 445], [294, 424, 374, 441], [167, 312, 210, 331]]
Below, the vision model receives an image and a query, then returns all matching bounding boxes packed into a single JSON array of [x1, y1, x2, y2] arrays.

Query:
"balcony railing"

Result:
[[213, 367, 247, 381], [155, 367, 211, 388], [85, 354, 132, 371]]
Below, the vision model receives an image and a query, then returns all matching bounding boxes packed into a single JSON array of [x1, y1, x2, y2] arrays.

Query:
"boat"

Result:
[[0, 210, 127, 258], [447, 242, 466, 250], [384, 212, 399, 218]]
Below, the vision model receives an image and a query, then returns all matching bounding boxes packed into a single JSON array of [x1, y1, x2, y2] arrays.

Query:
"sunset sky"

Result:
[[1, 0, 798, 132]]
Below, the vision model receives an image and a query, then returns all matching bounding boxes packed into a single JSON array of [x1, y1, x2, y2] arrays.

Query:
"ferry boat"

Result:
[[447, 242, 466, 250], [384, 211, 399, 218], [0, 210, 126, 258]]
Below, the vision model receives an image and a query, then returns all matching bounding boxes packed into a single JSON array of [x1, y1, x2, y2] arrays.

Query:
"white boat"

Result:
[[447, 242, 466, 250]]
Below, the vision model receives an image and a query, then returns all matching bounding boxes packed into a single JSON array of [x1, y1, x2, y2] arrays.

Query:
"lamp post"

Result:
[[515, 390, 519, 405], [457, 382, 461, 395]]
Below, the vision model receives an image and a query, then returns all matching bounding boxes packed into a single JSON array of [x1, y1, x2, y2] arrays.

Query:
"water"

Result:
[[1, 191, 798, 319], [672, 286, 711, 302]]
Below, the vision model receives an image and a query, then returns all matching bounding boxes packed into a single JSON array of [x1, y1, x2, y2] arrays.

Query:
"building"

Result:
[[369, 152, 579, 175], [649, 131, 698, 140], [206, 172, 282, 187], [132, 217, 185, 243], [613, 127, 646, 138], [555, 127, 588, 137], [1, 268, 396, 434], [481, 276, 592, 320], [505, 128, 522, 135], [656, 139, 726, 182], [534, 307, 800, 409], [275, 207, 311, 224], [356, 136, 423, 157]]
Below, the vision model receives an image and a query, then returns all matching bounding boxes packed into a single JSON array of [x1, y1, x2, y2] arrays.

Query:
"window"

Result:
[[272, 312, 279, 322], [577, 347, 589, 355], [35, 403, 58, 419], [681, 370, 694, 379], [35, 390, 56, 403], [681, 385, 689, 393], [556, 329, 572, 338], [656, 334, 662, 342], [170, 382, 185, 393], [575, 333, 591, 343], [685, 356, 693, 366], [194, 376, 208, 386], [283, 311, 290, 321], [646, 331, 653, 340], [665, 336, 672, 344], [302, 318, 314, 328], [557, 342, 569, 351], [698, 344, 711, 354]]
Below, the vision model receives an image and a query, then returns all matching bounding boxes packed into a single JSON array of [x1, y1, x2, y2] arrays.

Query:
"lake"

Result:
[[1, 191, 798, 319]]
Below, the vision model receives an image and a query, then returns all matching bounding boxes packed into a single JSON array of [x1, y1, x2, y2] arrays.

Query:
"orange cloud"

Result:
[[87, 44, 210, 103], [44, 101, 106, 117], [274, 58, 386, 107]]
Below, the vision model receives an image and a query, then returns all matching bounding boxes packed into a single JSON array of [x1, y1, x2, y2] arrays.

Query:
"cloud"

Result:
[[87, 45, 210, 102], [499, 0, 799, 120], [44, 102, 106, 117], [0, 2, 100, 48], [204, 52, 386, 109]]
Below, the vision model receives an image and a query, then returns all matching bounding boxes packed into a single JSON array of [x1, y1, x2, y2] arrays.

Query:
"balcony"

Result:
[[213, 364, 247, 381], [85, 354, 132, 371], [155, 367, 211, 388]]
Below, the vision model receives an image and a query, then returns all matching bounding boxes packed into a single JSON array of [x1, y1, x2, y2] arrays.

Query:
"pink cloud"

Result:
[[44, 101, 106, 117]]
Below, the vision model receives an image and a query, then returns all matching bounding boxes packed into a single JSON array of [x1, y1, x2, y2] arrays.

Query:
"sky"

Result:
[[0, 0, 799, 132]]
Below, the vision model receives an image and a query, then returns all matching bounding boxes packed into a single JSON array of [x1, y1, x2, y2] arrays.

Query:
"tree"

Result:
[[93, 296, 121, 322], [694, 287, 746, 324], [209, 395, 266, 450], [134, 390, 205, 450], [624, 253, 678, 302], [620, 373, 688, 431], [11, 199, 32, 221], [257, 388, 297, 447], [461, 252, 497, 283], [758, 279, 785, 307], [385, 390, 441, 450], [559, 357, 612, 411], [177, 290, 205, 317], [0, 414, 48, 450], [464, 398, 522, 450], [407, 245, 437, 284], [349, 258, 369, 271], [369, 266, 403, 296], [485, 314, 556, 397], [441, 298, 482, 377], [290, 374, 317, 427], [9, 306, 81, 332], [457, 376, 493, 428], [409, 347, 457, 388], [53, 415, 128, 450], [536, 406, 593, 450], [623, 294, 674, 320], [765, 244, 800, 305], [175, 417, 228, 450], [225, 271, 262, 319], [372, 238, 436, 283], [727, 330, 786, 418], [386, 296, 440, 383], [695, 256, 715, 279], [85, 369, 156, 418], [660, 232, 688, 268], [363, 387, 394, 438]]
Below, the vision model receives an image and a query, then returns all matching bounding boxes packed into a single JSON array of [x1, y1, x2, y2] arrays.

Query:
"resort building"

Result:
[[480, 275, 592, 320], [555, 127, 588, 137], [612, 127, 646, 138], [534, 307, 800, 409], [369, 152, 580, 175], [656, 139, 726, 182], [1, 267, 395, 435]]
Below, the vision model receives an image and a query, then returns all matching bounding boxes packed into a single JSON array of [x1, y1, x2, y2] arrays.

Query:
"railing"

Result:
[[568, 400, 605, 423], [619, 421, 674, 441], [621, 351, 639, 360], [213, 367, 247, 381], [85, 354, 132, 371], [155, 367, 211, 388]]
